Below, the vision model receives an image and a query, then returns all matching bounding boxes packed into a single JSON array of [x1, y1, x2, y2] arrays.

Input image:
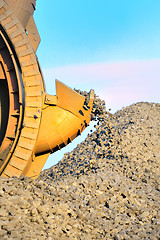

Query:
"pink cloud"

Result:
[[43, 59, 160, 112]]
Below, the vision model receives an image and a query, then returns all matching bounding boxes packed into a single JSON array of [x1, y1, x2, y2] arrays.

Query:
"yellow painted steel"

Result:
[[23, 80, 94, 178], [35, 80, 94, 155], [0, 0, 94, 179]]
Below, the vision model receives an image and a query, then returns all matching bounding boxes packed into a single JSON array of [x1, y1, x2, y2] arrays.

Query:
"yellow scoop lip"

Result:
[[35, 80, 94, 155], [23, 80, 94, 179]]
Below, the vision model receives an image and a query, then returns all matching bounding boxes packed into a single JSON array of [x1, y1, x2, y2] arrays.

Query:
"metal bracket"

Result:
[[44, 94, 57, 106]]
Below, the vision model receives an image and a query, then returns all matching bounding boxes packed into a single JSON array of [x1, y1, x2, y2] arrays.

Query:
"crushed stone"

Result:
[[0, 97, 160, 239]]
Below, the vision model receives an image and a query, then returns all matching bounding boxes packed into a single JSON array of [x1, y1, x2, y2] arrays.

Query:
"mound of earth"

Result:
[[0, 101, 160, 239]]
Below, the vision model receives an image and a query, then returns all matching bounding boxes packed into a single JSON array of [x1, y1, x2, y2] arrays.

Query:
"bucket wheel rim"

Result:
[[0, 0, 44, 177]]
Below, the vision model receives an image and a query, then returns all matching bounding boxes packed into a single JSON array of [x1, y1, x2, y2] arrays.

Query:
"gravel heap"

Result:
[[74, 89, 111, 122], [0, 101, 160, 239]]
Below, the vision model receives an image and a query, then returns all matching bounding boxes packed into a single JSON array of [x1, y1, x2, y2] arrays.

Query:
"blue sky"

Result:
[[34, 1, 160, 169], [34, 0, 160, 111], [35, 0, 160, 66]]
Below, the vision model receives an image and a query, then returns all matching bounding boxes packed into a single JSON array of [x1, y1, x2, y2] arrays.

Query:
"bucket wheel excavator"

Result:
[[0, 0, 93, 179]]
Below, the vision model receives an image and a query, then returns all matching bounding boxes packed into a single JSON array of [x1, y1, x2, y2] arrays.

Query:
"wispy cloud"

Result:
[[43, 59, 160, 112]]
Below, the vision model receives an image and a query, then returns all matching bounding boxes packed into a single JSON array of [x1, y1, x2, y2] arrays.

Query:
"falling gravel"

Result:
[[0, 98, 160, 239]]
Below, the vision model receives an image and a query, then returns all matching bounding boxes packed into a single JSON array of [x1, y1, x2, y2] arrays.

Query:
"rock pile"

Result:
[[74, 89, 109, 122], [0, 101, 160, 239]]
